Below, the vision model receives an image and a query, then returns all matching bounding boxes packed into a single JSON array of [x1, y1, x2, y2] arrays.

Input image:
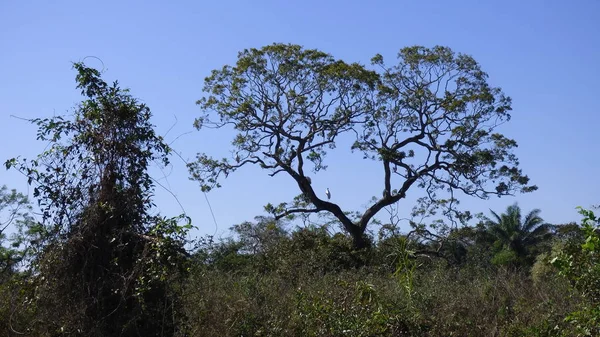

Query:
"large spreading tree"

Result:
[[189, 44, 536, 248]]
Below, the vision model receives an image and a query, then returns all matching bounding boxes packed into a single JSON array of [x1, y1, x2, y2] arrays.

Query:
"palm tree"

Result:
[[485, 203, 551, 266]]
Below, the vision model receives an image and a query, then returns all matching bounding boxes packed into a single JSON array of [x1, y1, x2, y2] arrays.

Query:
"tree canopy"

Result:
[[189, 44, 536, 247]]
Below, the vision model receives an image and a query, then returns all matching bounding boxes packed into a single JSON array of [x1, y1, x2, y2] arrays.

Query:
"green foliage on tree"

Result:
[[189, 43, 536, 248], [484, 203, 551, 267], [5, 63, 191, 336]]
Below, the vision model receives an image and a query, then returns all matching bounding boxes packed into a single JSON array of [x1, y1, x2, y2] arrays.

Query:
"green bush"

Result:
[[552, 207, 600, 336]]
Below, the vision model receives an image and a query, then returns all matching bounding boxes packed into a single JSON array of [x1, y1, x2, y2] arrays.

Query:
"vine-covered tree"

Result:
[[189, 44, 536, 248], [6, 63, 191, 336]]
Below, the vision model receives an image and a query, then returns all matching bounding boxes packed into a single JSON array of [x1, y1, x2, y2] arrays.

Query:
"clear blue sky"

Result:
[[1, 0, 598, 238]]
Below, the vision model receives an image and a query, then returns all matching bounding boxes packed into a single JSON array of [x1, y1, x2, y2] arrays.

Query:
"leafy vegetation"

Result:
[[0, 45, 596, 336], [551, 207, 600, 336]]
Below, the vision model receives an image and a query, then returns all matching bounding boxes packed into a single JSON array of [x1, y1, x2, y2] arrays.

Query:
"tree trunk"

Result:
[[350, 227, 370, 250]]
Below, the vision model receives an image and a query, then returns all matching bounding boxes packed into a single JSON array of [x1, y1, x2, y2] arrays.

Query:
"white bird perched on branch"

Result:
[[325, 188, 331, 200]]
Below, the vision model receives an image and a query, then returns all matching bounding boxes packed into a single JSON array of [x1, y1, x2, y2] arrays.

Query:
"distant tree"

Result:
[[6, 63, 191, 336], [189, 43, 536, 248], [0, 186, 30, 236], [231, 216, 287, 255], [0, 185, 34, 277], [485, 203, 550, 266], [553, 222, 586, 249]]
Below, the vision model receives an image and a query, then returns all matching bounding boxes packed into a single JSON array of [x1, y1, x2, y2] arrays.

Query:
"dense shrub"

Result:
[[180, 226, 583, 337]]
